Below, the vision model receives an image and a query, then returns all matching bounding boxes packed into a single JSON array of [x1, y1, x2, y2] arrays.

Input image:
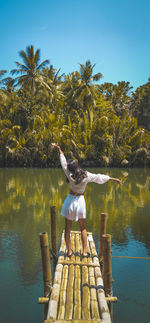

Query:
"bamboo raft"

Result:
[[39, 209, 117, 323]]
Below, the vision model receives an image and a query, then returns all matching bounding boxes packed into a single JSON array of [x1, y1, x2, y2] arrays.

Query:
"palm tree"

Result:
[[11, 45, 49, 94], [0, 70, 7, 87], [63, 71, 80, 115], [41, 65, 64, 111], [132, 80, 150, 131], [0, 70, 7, 78], [1, 77, 16, 93], [98, 81, 133, 116], [74, 60, 103, 111], [0, 70, 7, 114]]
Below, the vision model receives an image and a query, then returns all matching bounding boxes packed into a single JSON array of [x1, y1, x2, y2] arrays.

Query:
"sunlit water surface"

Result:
[[0, 167, 150, 323]]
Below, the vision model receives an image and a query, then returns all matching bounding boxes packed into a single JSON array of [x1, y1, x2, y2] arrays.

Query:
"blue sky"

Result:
[[0, 0, 150, 89]]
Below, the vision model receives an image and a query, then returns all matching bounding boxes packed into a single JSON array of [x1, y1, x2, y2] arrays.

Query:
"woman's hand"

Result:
[[51, 143, 62, 154], [110, 177, 123, 186], [115, 178, 123, 186], [51, 143, 60, 149]]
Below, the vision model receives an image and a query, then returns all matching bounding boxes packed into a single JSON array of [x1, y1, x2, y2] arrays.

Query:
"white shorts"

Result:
[[61, 194, 86, 222]]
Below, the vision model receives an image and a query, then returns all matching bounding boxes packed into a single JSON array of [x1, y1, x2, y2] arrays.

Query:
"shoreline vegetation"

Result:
[[0, 45, 150, 168]]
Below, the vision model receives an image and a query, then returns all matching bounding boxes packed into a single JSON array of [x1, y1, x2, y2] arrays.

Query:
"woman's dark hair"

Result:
[[67, 159, 87, 184]]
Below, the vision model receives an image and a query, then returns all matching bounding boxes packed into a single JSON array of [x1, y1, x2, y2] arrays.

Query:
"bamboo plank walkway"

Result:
[[45, 231, 111, 323]]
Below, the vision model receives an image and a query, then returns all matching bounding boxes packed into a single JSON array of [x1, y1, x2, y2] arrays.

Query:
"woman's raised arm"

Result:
[[51, 143, 68, 175]]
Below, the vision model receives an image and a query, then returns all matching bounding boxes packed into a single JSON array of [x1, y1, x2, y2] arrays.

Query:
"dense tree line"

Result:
[[0, 45, 150, 167]]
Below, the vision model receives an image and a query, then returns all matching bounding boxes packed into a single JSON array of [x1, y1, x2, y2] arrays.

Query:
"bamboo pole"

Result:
[[81, 235, 92, 320], [99, 213, 107, 260], [57, 233, 68, 320], [74, 265, 81, 319], [82, 265, 91, 320], [102, 234, 113, 320], [88, 233, 111, 323], [89, 266, 100, 320], [44, 320, 102, 323], [47, 232, 66, 320], [65, 264, 75, 319], [64, 232, 75, 319], [38, 297, 49, 304], [59, 231, 66, 261], [75, 233, 81, 261], [102, 234, 112, 297], [87, 236, 93, 265], [40, 232, 52, 296], [106, 296, 117, 303], [58, 265, 68, 319], [50, 206, 57, 271], [46, 263, 63, 320], [40, 232, 52, 318], [86, 234, 100, 319], [71, 232, 75, 261], [73, 233, 81, 319], [112, 255, 150, 259], [58, 260, 102, 266]]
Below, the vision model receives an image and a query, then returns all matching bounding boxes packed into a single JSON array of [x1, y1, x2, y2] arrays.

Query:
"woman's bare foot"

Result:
[[82, 252, 90, 258], [67, 250, 73, 257]]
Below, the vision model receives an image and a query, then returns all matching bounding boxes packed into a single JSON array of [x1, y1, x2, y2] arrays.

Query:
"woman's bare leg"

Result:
[[65, 218, 72, 256], [78, 218, 87, 256]]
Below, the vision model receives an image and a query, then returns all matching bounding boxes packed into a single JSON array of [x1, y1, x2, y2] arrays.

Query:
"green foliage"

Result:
[[0, 45, 150, 167], [131, 81, 150, 131], [98, 81, 133, 116]]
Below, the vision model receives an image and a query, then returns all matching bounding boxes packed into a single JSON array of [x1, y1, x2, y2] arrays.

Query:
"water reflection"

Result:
[[0, 167, 150, 284]]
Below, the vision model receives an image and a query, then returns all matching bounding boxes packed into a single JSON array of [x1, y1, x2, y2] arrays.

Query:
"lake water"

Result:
[[0, 167, 150, 323]]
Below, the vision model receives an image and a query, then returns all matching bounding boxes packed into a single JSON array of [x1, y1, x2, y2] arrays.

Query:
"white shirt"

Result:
[[60, 153, 110, 194]]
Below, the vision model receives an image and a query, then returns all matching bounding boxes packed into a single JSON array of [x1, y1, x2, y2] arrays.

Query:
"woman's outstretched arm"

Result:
[[86, 172, 122, 186]]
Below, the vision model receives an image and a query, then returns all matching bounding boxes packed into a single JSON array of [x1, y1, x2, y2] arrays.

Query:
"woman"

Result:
[[51, 143, 122, 257]]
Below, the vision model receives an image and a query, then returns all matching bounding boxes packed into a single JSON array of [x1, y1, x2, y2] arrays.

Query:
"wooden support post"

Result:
[[50, 206, 57, 272], [99, 213, 107, 261], [102, 234, 112, 296], [106, 296, 117, 303], [102, 234, 113, 320], [40, 232, 52, 319], [38, 297, 49, 304], [50, 206, 57, 255]]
